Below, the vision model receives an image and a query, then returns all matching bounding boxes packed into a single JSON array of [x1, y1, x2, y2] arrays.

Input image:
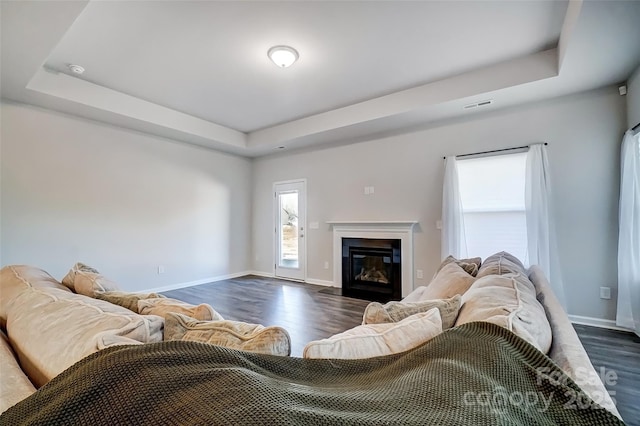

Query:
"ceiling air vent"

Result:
[[464, 99, 494, 110]]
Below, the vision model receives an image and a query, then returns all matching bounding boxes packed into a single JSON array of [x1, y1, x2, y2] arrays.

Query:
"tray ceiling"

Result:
[[2, 1, 639, 156]]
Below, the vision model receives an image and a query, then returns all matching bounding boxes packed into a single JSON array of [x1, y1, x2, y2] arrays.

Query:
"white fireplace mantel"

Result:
[[328, 221, 418, 297]]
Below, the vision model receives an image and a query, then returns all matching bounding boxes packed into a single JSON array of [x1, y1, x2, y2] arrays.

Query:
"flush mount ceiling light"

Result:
[[268, 46, 299, 68], [68, 64, 85, 75]]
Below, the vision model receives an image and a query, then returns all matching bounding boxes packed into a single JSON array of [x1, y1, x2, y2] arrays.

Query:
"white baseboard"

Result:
[[143, 271, 251, 293], [245, 271, 337, 288], [305, 278, 338, 287], [143, 270, 338, 293], [246, 270, 274, 278], [568, 315, 631, 332]]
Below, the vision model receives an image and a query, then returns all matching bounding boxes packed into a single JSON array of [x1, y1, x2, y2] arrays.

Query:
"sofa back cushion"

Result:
[[7, 287, 163, 387], [477, 251, 526, 278], [0, 265, 72, 329], [455, 273, 551, 353]]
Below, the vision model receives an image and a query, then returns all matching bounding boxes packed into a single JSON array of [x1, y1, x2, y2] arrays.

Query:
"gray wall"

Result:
[[627, 65, 640, 128], [252, 86, 627, 321], [0, 102, 252, 291]]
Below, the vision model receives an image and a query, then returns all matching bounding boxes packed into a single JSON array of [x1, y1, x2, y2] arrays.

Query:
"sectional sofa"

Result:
[[0, 253, 622, 424]]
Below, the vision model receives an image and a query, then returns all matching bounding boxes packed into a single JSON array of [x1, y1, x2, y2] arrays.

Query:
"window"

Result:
[[456, 152, 528, 264]]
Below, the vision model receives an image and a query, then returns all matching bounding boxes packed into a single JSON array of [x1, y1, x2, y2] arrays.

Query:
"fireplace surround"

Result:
[[329, 221, 417, 299]]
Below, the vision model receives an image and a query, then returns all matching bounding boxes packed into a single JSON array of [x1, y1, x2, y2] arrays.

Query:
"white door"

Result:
[[274, 180, 306, 281]]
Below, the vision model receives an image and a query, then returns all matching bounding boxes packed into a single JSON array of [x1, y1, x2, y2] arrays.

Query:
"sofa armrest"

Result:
[[528, 265, 620, 419]]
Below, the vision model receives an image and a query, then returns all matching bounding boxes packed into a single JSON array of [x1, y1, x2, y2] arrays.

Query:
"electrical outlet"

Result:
[[158, 265, 165, 274], [600, 287, 611, 300], [324, 261, 329, 269], [417, 269, 424, 279]]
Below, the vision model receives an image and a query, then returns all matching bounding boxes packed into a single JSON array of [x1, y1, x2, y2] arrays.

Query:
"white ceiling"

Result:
[[2, 1, 639, 157]]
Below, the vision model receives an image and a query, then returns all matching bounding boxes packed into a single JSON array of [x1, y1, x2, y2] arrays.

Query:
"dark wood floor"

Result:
[[573, 324, 640, 426], [163, 275, 371, 357], [164, 275, 640, 425]]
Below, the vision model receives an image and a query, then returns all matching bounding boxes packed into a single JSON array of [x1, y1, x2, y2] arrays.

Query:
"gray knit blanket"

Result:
[[1, 322, 624, 425]]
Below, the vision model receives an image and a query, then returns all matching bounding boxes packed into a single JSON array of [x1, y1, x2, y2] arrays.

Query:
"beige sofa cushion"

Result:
[[95, 291, 166, 313], [436, 255, 481, 277], [61, 262, 121, 297], [138, 298, 223, 321], [61, 262, 99, 290], [362, 295, 461, 329], [0, 330, 36, 414], [405, 262, 476, 302], [165, 313, 291, 356], [455, 273, 552, 353], [303, 309, 442, 359], [6, 287, 163, 387], [477, 251, 526, 278], [0, 265, 72, 329]]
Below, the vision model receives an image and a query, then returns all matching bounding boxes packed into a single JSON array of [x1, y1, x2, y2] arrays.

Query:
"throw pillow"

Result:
[[61, 262, 121, 297], [95, 291, 166, 313], [303, 308, 442, 359], [61, 262, 100, 291], [436, 255, 481, 277], [164, 312, 291, 356], [137, 298, 223, 321], [455, 272, 552, 353], [413, 262, 477, 300], [362, 295, 461, 329]]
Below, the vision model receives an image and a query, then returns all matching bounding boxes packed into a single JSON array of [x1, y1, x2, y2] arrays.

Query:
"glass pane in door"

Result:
[[279, 191, 299, 268]]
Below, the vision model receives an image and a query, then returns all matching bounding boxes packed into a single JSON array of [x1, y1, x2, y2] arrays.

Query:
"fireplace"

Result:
[[342, 238, 401, 302], [330, 221, 417, 299]]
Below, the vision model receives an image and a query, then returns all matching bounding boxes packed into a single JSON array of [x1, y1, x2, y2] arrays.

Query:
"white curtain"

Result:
[[525, 143, 567, 308], [616, 130, 640, 336], [441, 156, 467, 259]]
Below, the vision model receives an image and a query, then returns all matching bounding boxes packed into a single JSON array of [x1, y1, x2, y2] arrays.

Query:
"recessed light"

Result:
[[276, 146, 286, 150], [268, 46, 299, 68], [68, 64, 85, 75]]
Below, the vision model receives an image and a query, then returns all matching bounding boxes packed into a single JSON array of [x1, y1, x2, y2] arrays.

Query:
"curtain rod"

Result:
[[443, 143, 548, 160], [632, 122, 640, 131]]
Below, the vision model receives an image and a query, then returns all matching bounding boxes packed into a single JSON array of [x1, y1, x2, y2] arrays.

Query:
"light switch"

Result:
[[436, 220, 442, 229], [369, 186, 375, 194], [416, 269, 424, 279], [364, 186, 370, 195], [309, 221, 319, 229]]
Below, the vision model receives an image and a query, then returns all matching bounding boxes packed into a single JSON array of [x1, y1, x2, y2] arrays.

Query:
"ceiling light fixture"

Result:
[[268, 46, 299, 68], [68, 64, 85, 75]]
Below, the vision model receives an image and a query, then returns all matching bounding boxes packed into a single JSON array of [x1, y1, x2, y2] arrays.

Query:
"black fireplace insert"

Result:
[[342, 238, 401, 302]]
